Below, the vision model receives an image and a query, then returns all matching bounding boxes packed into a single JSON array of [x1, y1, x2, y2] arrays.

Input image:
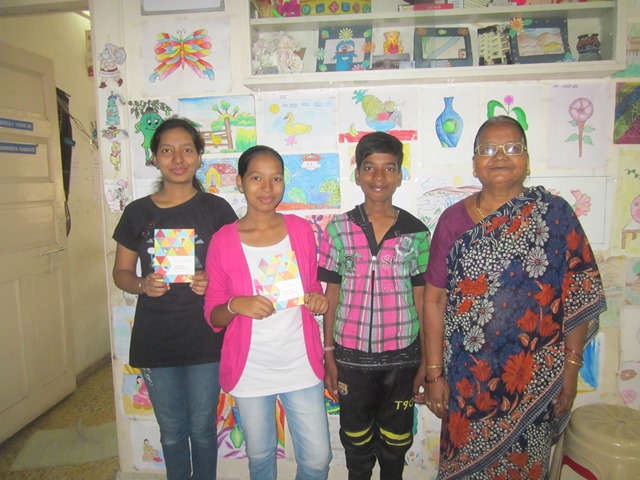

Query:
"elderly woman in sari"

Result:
[[423, 115, 606, 479]]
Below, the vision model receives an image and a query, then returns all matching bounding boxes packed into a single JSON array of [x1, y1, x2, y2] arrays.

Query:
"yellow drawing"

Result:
[[284, 112, 312, 136]]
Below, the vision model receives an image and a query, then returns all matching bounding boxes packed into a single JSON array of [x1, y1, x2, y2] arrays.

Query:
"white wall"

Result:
[[0, 12, 111, 374]]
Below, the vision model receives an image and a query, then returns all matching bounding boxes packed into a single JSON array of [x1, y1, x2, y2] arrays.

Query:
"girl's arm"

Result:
[[113, 243, 168, 297]]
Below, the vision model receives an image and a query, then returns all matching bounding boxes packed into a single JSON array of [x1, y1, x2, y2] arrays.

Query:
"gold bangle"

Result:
[[566, 358, 583, 367], [425, 364, 443, 369]]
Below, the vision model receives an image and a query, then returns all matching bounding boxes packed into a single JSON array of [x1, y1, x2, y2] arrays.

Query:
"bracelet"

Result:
[[323, 346, 335, 352], [425, 372, 444, 384], [565, 358, 584, 367], [425, 364, 443, 369], [564, 347, 583, 360], [227, 297, 237, 315], [138, 279, 144, 295]]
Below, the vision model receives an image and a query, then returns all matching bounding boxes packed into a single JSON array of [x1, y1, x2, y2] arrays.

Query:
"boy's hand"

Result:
[[413, 364, 427, 404], [324, 353, 339, 402], [304, 292, 329, 315]]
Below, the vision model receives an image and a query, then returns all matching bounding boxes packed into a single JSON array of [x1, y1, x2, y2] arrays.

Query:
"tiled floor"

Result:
[[0, 358, 119, 480]]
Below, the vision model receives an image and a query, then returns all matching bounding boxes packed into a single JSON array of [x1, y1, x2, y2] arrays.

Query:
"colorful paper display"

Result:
[[255, 250, 305, 310], [153, 229, 195, 283]]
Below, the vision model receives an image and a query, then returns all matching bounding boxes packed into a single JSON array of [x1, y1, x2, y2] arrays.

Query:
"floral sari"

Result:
[[437, 186, 605, 480]]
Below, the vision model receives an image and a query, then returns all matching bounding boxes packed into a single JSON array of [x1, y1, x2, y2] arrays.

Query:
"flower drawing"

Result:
[[487, 95, 529, 130], [566, 97, 595, 157], [570, 189, 592, 216], [509, 17, 533, 38]]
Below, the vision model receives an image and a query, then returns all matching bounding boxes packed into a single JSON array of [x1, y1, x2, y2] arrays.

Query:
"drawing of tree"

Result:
[[210, 100, 256, 153]]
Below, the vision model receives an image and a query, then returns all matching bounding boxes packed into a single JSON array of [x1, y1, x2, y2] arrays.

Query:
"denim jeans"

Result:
[[142, 362, 220, 480], [234, 382, 332, 480]]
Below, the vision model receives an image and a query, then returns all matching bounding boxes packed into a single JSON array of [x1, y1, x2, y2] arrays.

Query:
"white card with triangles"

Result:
[[153, 229, 195, 283], [255, 250, 305, 311]]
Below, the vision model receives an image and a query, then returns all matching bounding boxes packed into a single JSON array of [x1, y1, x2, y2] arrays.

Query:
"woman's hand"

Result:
[[426, 377, 450, 419], [142, 273, 170, 297], [554, 366, 579, 416], [231, 295, 275, 320], [304, 292, 329, 315], [189, 270, 208, 296]]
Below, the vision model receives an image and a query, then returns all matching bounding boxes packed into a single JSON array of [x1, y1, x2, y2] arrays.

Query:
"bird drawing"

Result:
[[283, 112, 312, 137]]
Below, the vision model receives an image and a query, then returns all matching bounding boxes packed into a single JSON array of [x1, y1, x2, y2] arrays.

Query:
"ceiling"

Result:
[[0, 0, 89, 16]]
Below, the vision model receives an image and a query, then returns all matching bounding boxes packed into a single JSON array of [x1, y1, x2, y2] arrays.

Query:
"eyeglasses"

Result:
[[474, 142, 527, 156]]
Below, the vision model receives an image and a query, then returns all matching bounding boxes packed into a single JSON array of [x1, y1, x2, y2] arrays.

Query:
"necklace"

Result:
[[476, 192, 487, 218]]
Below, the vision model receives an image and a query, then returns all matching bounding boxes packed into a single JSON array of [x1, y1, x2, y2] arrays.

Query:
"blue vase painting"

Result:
[[435, 97, 463, 148]]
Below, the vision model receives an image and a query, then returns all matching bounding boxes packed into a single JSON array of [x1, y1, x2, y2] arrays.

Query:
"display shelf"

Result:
[[243, 0, 627, 91]]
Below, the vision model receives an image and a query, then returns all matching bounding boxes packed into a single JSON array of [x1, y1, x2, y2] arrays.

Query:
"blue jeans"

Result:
[[234, 382, 332, 480], [142, 362, 220, 480]]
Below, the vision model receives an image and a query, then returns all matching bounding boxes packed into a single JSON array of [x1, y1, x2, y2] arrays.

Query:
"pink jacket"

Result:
[[204, 214, 325, 392]]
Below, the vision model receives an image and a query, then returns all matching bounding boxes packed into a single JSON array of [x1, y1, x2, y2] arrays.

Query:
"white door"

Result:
[[0, 41, 75, 442]]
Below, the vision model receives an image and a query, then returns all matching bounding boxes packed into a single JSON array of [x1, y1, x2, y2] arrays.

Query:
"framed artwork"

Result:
[[508, 17, 570, 64], [478, 24, 513, 65], [316, 26, 373, 72], [413, 27, 473, 68]]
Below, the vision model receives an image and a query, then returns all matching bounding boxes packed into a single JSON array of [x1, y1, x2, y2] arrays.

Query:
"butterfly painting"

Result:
[[149, 29, 215, 82]]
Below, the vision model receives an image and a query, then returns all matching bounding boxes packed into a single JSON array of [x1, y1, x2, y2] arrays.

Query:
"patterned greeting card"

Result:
[[153, 229, 195, 283], [255, 250, 305, 310]]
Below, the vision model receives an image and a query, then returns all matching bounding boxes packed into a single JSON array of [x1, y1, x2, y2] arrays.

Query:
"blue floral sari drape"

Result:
[[437, 186, 605, 480]]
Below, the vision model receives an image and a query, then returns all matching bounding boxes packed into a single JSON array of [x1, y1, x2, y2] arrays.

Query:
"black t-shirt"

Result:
[[112, 191, 237, 368]]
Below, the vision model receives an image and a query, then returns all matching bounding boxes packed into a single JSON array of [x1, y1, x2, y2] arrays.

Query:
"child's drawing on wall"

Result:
[[618, 150, 640, 253], [625, 257, 640, 305], [121, 366, 154, 417], [101, 92, 128, 140], [279, 152, 341, 210], [129, 99, 174, 166], [97, 43, 126, 89], [548, 82, 609, 169], [105, 179, 130, 213], [338, 87, 418, 142], [179, 96, 257, 154], [131, 422, 165, 470], [196, 158, 239, 194], [141, 17, 232, 96], [566, 97, 595, 157], [259, 91, 337, 152], [142, 438, 164, 464], [613, 82, 640, 144], [149, 29, 215, 83]]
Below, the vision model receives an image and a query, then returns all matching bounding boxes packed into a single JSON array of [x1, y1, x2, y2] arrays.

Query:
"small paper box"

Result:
[[301, 0, 371, 16]]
